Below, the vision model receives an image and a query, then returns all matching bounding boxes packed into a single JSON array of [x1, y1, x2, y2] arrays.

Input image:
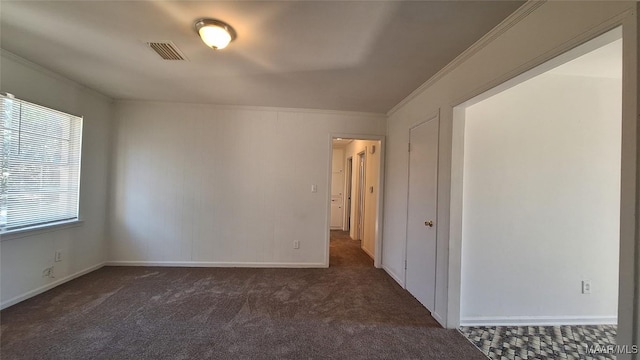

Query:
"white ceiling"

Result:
[[333, 139, 354, 147], [1, 1, 524, 113]]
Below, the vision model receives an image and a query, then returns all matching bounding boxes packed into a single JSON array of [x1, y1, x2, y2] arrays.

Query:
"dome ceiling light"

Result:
[[194, 18, 237, 50]]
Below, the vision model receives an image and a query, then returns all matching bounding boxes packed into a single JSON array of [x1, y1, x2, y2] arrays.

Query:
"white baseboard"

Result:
[[361, 246, 375, 260], [382, 265, 405, 287], [1, 262, 105, 310], [105, 261, 326, 268], [460, 315, 618, 326], [432, 312, 446, 327]]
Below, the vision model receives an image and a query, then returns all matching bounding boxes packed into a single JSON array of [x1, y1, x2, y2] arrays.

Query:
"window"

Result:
[[1, 94, 83, 232]]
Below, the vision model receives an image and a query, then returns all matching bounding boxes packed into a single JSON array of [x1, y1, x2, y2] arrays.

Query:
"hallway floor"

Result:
[[329, 230, 373, 268]]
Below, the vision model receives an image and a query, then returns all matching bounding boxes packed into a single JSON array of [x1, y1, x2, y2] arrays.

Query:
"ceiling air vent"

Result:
[[146, 42, 186, 60]]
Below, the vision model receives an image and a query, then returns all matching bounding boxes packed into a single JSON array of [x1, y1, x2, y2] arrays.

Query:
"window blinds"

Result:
[[0, 94, 83, 232]]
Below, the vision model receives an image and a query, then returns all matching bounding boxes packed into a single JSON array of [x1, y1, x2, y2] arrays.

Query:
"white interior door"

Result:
[[330, 176, 343, 229], [345, 157, 353, 231], [357, 152, 366, 240], [330, 148, 344, 229], [330, 200, 343, 228], [406, 118, 439, 312]]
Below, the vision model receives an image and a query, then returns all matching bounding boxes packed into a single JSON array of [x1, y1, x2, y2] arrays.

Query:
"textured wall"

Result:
[[461, 73, 621, 323], [109, 101, 385, 266], [0, 52, 113, 307], [383, 1, 636, 328]]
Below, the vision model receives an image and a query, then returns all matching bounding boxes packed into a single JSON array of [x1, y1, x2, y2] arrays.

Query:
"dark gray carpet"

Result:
[[0, 232, 485, 359], [329, 230, 374, 268]]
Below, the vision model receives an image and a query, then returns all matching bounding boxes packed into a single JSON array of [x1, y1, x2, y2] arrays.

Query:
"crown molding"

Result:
[[115, 99, 387, 119], [387, 0, 546, 116], [1, 48, 384, 118], [0, 49, 114, 103]]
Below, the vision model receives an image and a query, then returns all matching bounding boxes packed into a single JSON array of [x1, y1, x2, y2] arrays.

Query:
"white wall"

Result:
[[0, 51, 112, 308], [343, 140, 380, 258], [461, 73, 621, 324], [109, 101, 385, 267], [382, 0, 637, 334]]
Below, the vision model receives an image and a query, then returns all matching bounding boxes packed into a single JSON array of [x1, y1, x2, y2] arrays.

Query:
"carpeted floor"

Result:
[[0, 231, 486, 359], [329, 230, 374, 268]]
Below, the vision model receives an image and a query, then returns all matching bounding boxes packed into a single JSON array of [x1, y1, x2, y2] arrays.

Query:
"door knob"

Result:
[[424, 220, 434, 227]]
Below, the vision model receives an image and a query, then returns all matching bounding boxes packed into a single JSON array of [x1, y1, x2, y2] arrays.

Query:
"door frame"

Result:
[[356, 151, 366, 241], [329, 147, 345, 230], [344, 156, 353, 232], [325, 133, 385, 268], [447, 23, 638, 346], [404, 113, 440, 292]]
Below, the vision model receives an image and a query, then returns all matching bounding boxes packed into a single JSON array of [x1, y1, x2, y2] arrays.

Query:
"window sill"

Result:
[[0, 219, 84, 241]]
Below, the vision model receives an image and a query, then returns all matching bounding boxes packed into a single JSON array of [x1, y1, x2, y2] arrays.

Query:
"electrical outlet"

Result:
[[293, 240, 300, 249], [54, 250, 62, 262], [582, 280, 592, 294]]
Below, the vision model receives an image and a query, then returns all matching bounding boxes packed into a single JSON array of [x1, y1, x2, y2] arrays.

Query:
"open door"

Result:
[[357, 152, 366, 240], [345, 157, 353, 231]]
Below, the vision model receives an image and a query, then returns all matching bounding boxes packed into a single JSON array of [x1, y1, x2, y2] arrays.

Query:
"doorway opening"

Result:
[[452, 28, 623, 358], [328, 136, 383, 268]]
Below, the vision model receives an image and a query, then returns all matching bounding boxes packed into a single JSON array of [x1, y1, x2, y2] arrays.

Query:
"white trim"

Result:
[[0, 262, 105, 310], [374, 138, 386, 269], [361, 244, 374, 260], [449, 12, 631, 110], [327, 133, 385, 269], [432, 312, 446, 327], [447, 10, 637, 337], [116, 99, 387, 119], [387, 1, 546, 116], [0, 50, 113, 103], [343, 156, 353, 232], [325, 133, 333, 268], [0, 220, 84, 241], [105, 261, 326, 268], [460, 316, 618, 326], [383, 265, 405, 288], [0, 51, 385, 118], [455, 27, 622, 110]]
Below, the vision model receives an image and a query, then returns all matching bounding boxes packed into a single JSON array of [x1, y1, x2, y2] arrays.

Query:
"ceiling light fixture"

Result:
[[194, 18, 237, 50]]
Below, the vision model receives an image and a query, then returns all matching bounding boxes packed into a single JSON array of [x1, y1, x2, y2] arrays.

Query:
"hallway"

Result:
[[329, 230, 374, 268]]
